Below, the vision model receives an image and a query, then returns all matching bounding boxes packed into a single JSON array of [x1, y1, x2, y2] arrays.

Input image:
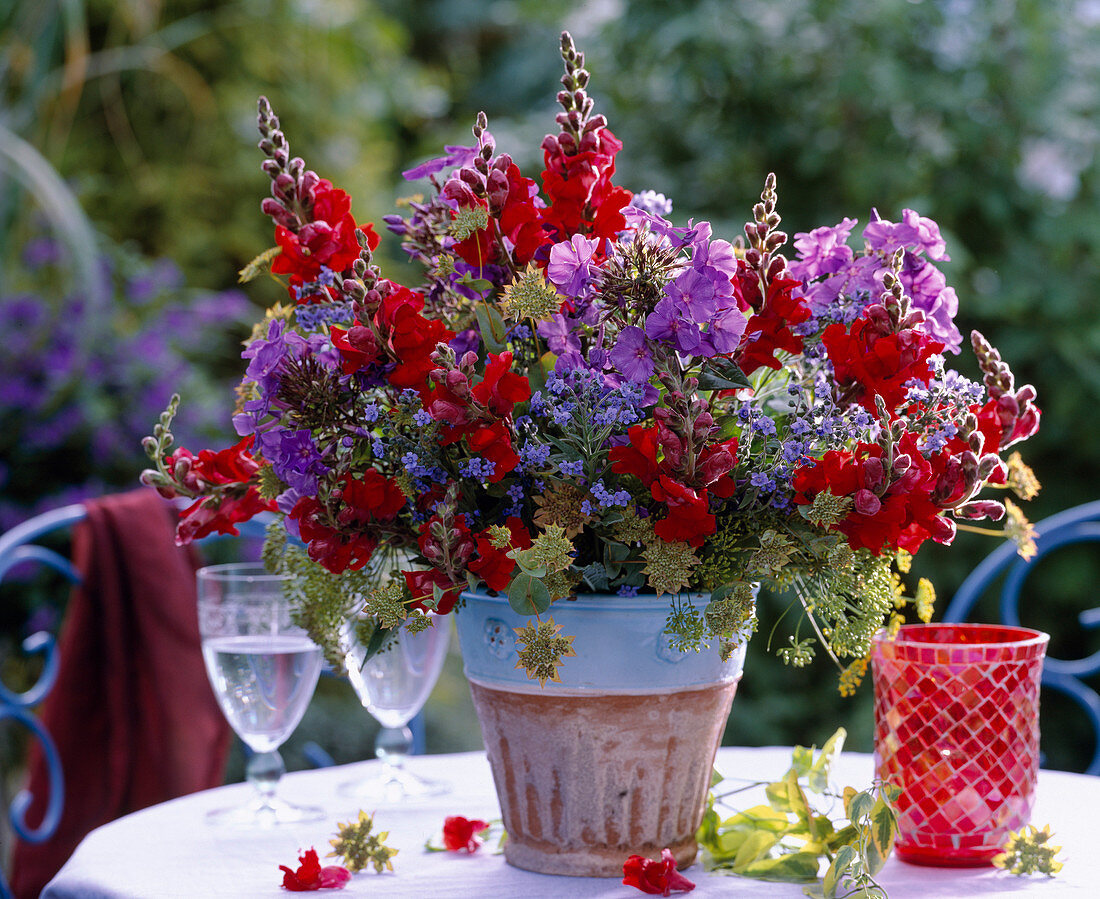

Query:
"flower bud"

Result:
[[854, 489, 881, 516], [956, 500, 1006, 521], [861, 457, 886, 491], [347, 325, 378, 354], [342, 279, 366, 301], [445, 370, 471, 398], [173, 456, 192, 482], [486, 169, 509, 213], [978, 453, 1004, 481]]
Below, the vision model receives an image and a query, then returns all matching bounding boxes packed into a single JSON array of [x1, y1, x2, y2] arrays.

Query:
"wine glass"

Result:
[[197, 563, 324, 826], [340, 615, 451, 802]]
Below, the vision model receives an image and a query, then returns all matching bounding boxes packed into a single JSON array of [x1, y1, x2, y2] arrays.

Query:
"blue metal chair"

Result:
[[943, 499, 1100, 775], [0, 501, 424, 897]]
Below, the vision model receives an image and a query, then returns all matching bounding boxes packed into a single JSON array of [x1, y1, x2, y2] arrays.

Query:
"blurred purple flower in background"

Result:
[[0, 235, 253, 532]]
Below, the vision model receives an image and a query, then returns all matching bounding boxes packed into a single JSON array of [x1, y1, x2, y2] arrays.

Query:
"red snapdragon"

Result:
[[166, 438, 276, 544], [822, 316, 944, 411], [279, 848, 350, 891], [622, 848, 695, 895], [468, 517, 533, 592], [442, 816, 491, 854], [734, 268, 811, 375]]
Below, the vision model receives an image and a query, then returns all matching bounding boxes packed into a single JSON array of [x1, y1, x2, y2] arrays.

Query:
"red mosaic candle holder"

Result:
[[870, 624, 1049, 866]]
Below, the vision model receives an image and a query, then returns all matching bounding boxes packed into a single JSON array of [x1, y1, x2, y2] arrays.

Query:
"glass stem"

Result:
[[246, 749, 286, 809], [375, 725, 413, 779]]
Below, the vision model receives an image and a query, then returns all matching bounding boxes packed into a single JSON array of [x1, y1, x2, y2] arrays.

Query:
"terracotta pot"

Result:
[[455, 591, 745, 877]]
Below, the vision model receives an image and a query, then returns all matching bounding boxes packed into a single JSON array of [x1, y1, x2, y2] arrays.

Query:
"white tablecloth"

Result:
[[43, 746, 1096, 898]]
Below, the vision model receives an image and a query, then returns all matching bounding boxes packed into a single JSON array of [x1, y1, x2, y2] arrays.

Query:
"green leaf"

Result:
[[808, 728, 846, 793], [845, 790, 874, 824], [605, 541, 631, 563], [698, 356, 751, 391], [768, 771, 811, 827], [791, 745, 814, 778], [580, 562, 610, 592], [827, 824, 859, 852], [732, 830, 781, 869], [824, 845, 858, 897], [865, 797, 897, 875], [474, 303, 509, 354], [506, 573, 552, 615], [737, 852, 821, 882]]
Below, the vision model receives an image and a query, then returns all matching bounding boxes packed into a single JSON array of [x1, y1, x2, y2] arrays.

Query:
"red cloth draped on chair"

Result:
[[10, 489, 232, 899]]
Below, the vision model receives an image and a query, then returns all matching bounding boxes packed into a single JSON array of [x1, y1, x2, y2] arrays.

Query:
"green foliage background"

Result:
[[4, 0, 1100, 773]]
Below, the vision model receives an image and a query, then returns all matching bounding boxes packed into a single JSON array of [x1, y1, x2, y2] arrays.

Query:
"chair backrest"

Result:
[[0, 505, 86, 856], [0, 502, 269, 899], [1, 499, 427, 896], [942, 500, 1100, 775]]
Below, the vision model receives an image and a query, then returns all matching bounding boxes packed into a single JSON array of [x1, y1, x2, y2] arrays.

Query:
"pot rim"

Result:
[[458, 588, 710, 613]]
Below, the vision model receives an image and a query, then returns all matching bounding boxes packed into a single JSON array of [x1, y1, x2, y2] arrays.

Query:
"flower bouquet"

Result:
[[141, 30, 1040, 875]]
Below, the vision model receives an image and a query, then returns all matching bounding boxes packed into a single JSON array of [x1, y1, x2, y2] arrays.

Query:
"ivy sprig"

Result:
[[697, 729, 898, 898]]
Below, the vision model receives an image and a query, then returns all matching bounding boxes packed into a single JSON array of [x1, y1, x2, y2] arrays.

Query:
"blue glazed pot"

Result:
[[454, 590, 747, 877], [456, 590, 746, 693]]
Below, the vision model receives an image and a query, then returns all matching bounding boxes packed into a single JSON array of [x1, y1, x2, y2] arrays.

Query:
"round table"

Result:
[[43, 746, 1096, 897]]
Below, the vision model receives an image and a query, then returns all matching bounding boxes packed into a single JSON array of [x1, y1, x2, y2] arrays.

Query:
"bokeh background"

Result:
[[4, 0, 1100, 849]]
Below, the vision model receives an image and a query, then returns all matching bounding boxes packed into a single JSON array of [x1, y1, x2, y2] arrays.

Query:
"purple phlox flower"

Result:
[[537, 313, 584, 370], [645, 297, 702, 355], [899, 256, 962, 353], [620, 207, 711, 250], [665, 267, 719, 323], [896, 209, 950, 261], [609, 325, 655, 383], [690, 236, 738, 281], [617, 584, 640, 597], [449, 328, 481, 358], [306, 332, 342, 369], [413, 409, 433, 427], [700, 304, 748, 357], [629, 190, 673, 217], [242, 319, 307, 384], [679, 218, 713, 247], [260, 428, 329, 495], [545, 233, 598, 297], [620, 206, 680, 244], [863, 208, 950, 262], [402, 142, 481, 181], [277, 490, 303, 535], [862, 208, 923, 256], [790, 218, 858, 282]]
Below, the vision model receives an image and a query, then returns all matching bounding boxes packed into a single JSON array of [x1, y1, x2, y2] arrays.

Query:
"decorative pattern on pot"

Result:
[[455, 590, 745, 877]]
